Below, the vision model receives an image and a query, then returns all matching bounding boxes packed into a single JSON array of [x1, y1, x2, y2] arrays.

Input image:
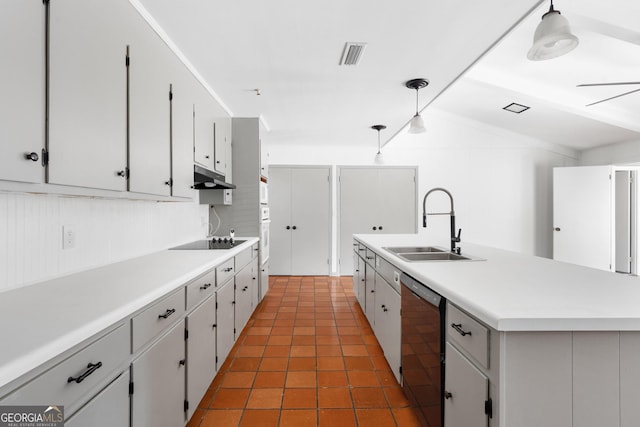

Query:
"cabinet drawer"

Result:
[[216, 258, 235, 286], [447, 303, 489, 369], [186, 269, 216, 311], [235, 247, 252, 272], [364, 248, 376, 267], [355, 242, 367, 256], [251, 243, 259, 259], [132, 289, 185, 353], [1, 323, 129, 413]]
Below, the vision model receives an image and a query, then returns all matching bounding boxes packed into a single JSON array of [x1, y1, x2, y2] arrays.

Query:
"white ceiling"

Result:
[[137, 0, 640, 152]]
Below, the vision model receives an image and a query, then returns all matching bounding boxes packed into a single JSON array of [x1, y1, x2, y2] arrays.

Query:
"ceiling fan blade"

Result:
[[586, 87, 640, 107], [577, 81, 640, 87]]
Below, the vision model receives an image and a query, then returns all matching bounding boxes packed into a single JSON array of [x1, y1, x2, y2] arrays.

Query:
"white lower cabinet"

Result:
[[185, 295, 216, 420], [364, 264, 376, 326], [373, 273, 401, 382], [216, 278, 235, 368], [444, 343, 489, 427], [235, 262, 253, 335], [259, 260, 270, 301], [131, 320, 186, 427], [251, 256, 260, 310], [65, 371, 130, 427], [356, 255, 366, 310]]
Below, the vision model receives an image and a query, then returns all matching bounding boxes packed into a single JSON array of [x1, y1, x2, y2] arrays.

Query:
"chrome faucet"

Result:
[[422, 187, 461, 253]]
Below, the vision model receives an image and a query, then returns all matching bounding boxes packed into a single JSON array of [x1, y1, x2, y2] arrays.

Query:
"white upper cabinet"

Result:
[[48, 0, 131, 191], [169, 61, 197, 199], [214, 116, 230, 176], [193, 87, 215, 170], [127, 11, 173, 197], [0, 1, 45, 183]]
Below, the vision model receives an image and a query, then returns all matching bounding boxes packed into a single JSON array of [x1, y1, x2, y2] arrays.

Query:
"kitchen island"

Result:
[[355, 233, 640, 427]]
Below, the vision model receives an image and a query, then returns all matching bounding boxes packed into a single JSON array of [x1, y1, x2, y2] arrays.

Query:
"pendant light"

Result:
[[527, 0, 578, 61], [405, 79, 429, 134], [371, 124, 387, 164]]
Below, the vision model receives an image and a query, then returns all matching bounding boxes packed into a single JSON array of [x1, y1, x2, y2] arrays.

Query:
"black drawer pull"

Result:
[[242, 286, 248, 291], [223, 267, 233, 272], [158, 308, 176, 319], [68, 362, 102, 384], [445, 391, 453, 399], [200, 283, 211, 290], [451, 323, 472, 336]]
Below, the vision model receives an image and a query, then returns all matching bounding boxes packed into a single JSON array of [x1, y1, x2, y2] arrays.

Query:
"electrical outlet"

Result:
[[62, 226, 76, 249]]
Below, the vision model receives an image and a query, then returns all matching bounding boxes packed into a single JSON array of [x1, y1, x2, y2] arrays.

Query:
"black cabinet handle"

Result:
[[165, 178, 173, 186], [117, 170, 126, 177], [242, 286, 248, 291], [25, 152, 39, 162], [370, 289, 375, 293], [358, 248, 366, 252], [200, 283, 211, 290], [451, 323, 472, 336], [554, 227, 561, 232], [205, 155, 210, 159], [223, 267, 233, 272], [445, 391, 453, 399], [379, 226, 383, 230], [68, 361, 102, 384], [286, 226, 291, 230], [232, 301, 236, 305], [292, 226, 297, 230], [158, 308, 176, 319], [372, 226, 377, 230], [179, 359, 186, 366], [366, 256, 374, 260]]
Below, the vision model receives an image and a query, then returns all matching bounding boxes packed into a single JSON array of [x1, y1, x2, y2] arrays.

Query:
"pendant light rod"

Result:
[[405, 79, 429, 134], [371, 124, 387, 154]]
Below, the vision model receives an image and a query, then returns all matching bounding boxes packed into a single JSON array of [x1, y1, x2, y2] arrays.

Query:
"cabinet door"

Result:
[[269, 167, 292, 274], [445, 343, 488, 427], [169, 62, 196, 199], [128, 12, 172, 196], [553, 166, 613, 271], [290, 167, 331, 275], [193, 88, 215, 170], [356, 256, 366, 310], [364, 264, 376, 326], [213, 116, 229, 176], [375, 274, 401, 383], [48, 0, 130, 190], [216, 279, 235, 368], [352, 249, 360, 293], [65, 371, 129, 427], [131, 320, 186, 427], [235, 263, 253, 334], [186, 296, 216, 420], [0, 1, 45, 183], [259, 261, 269, 301], [251, 257, 260, 311]]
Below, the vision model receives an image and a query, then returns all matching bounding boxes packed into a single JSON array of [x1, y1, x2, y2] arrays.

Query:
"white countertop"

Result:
[[0, 238, 258, 390], [355, 234, 640, 332]]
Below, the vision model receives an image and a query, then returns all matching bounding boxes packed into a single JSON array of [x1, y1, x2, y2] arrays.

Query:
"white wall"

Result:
[[268, 109, 578, 262], [0, 192, 208, 291], [579, 140, 640, 166]]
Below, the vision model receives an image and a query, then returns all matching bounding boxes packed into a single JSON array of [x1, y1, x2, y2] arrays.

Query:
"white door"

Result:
[[269, 166, 331, 275], [553, 166, 613, 271], [128, 11, 172, 196], [0, 1, 45, 183], [48, 0, 130, 190], [269, 167, 293, 274], [290, 167, 331, 275]]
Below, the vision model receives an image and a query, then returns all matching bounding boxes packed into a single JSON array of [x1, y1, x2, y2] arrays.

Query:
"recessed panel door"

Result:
[[186, 295, 216, 420], [444, 343, 488, 427], [290, 167, 331, 275], [269, 167, 292, 274]]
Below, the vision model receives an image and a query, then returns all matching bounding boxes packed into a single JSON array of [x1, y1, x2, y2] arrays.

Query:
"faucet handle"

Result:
[[453, 228, 462, 243]]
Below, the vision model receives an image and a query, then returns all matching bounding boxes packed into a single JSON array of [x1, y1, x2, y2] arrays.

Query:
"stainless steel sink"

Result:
[[384, 246, 445, 254], [398, 252, 472, 262], [383, 245, 484, 262]]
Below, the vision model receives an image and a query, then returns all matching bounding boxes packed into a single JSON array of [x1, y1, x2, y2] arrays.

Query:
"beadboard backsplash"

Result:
[[0, 192, 209, 291]]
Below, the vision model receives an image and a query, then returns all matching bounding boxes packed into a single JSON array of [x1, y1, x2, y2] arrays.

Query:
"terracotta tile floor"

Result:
[[186, 276, 423, 427]]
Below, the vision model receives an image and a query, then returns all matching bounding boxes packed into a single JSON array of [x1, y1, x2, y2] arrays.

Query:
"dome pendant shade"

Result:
[[527, 3, 578, 61], [408, 113, 426, 134]]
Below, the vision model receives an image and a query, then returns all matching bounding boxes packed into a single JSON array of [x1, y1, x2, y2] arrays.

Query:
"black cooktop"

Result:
[[170, 239, 246, 250]]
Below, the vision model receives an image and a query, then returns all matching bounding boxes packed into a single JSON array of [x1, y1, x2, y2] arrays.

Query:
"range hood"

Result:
[[193, 165, 236, 190]]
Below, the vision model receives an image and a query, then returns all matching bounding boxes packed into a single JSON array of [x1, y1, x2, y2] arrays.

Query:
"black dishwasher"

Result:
[[400, 272, 446, 427]]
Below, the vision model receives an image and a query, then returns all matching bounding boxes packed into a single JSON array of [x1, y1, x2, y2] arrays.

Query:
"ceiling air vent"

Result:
[[340, 42, 367, 66], [503, 102, 530, 114]]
